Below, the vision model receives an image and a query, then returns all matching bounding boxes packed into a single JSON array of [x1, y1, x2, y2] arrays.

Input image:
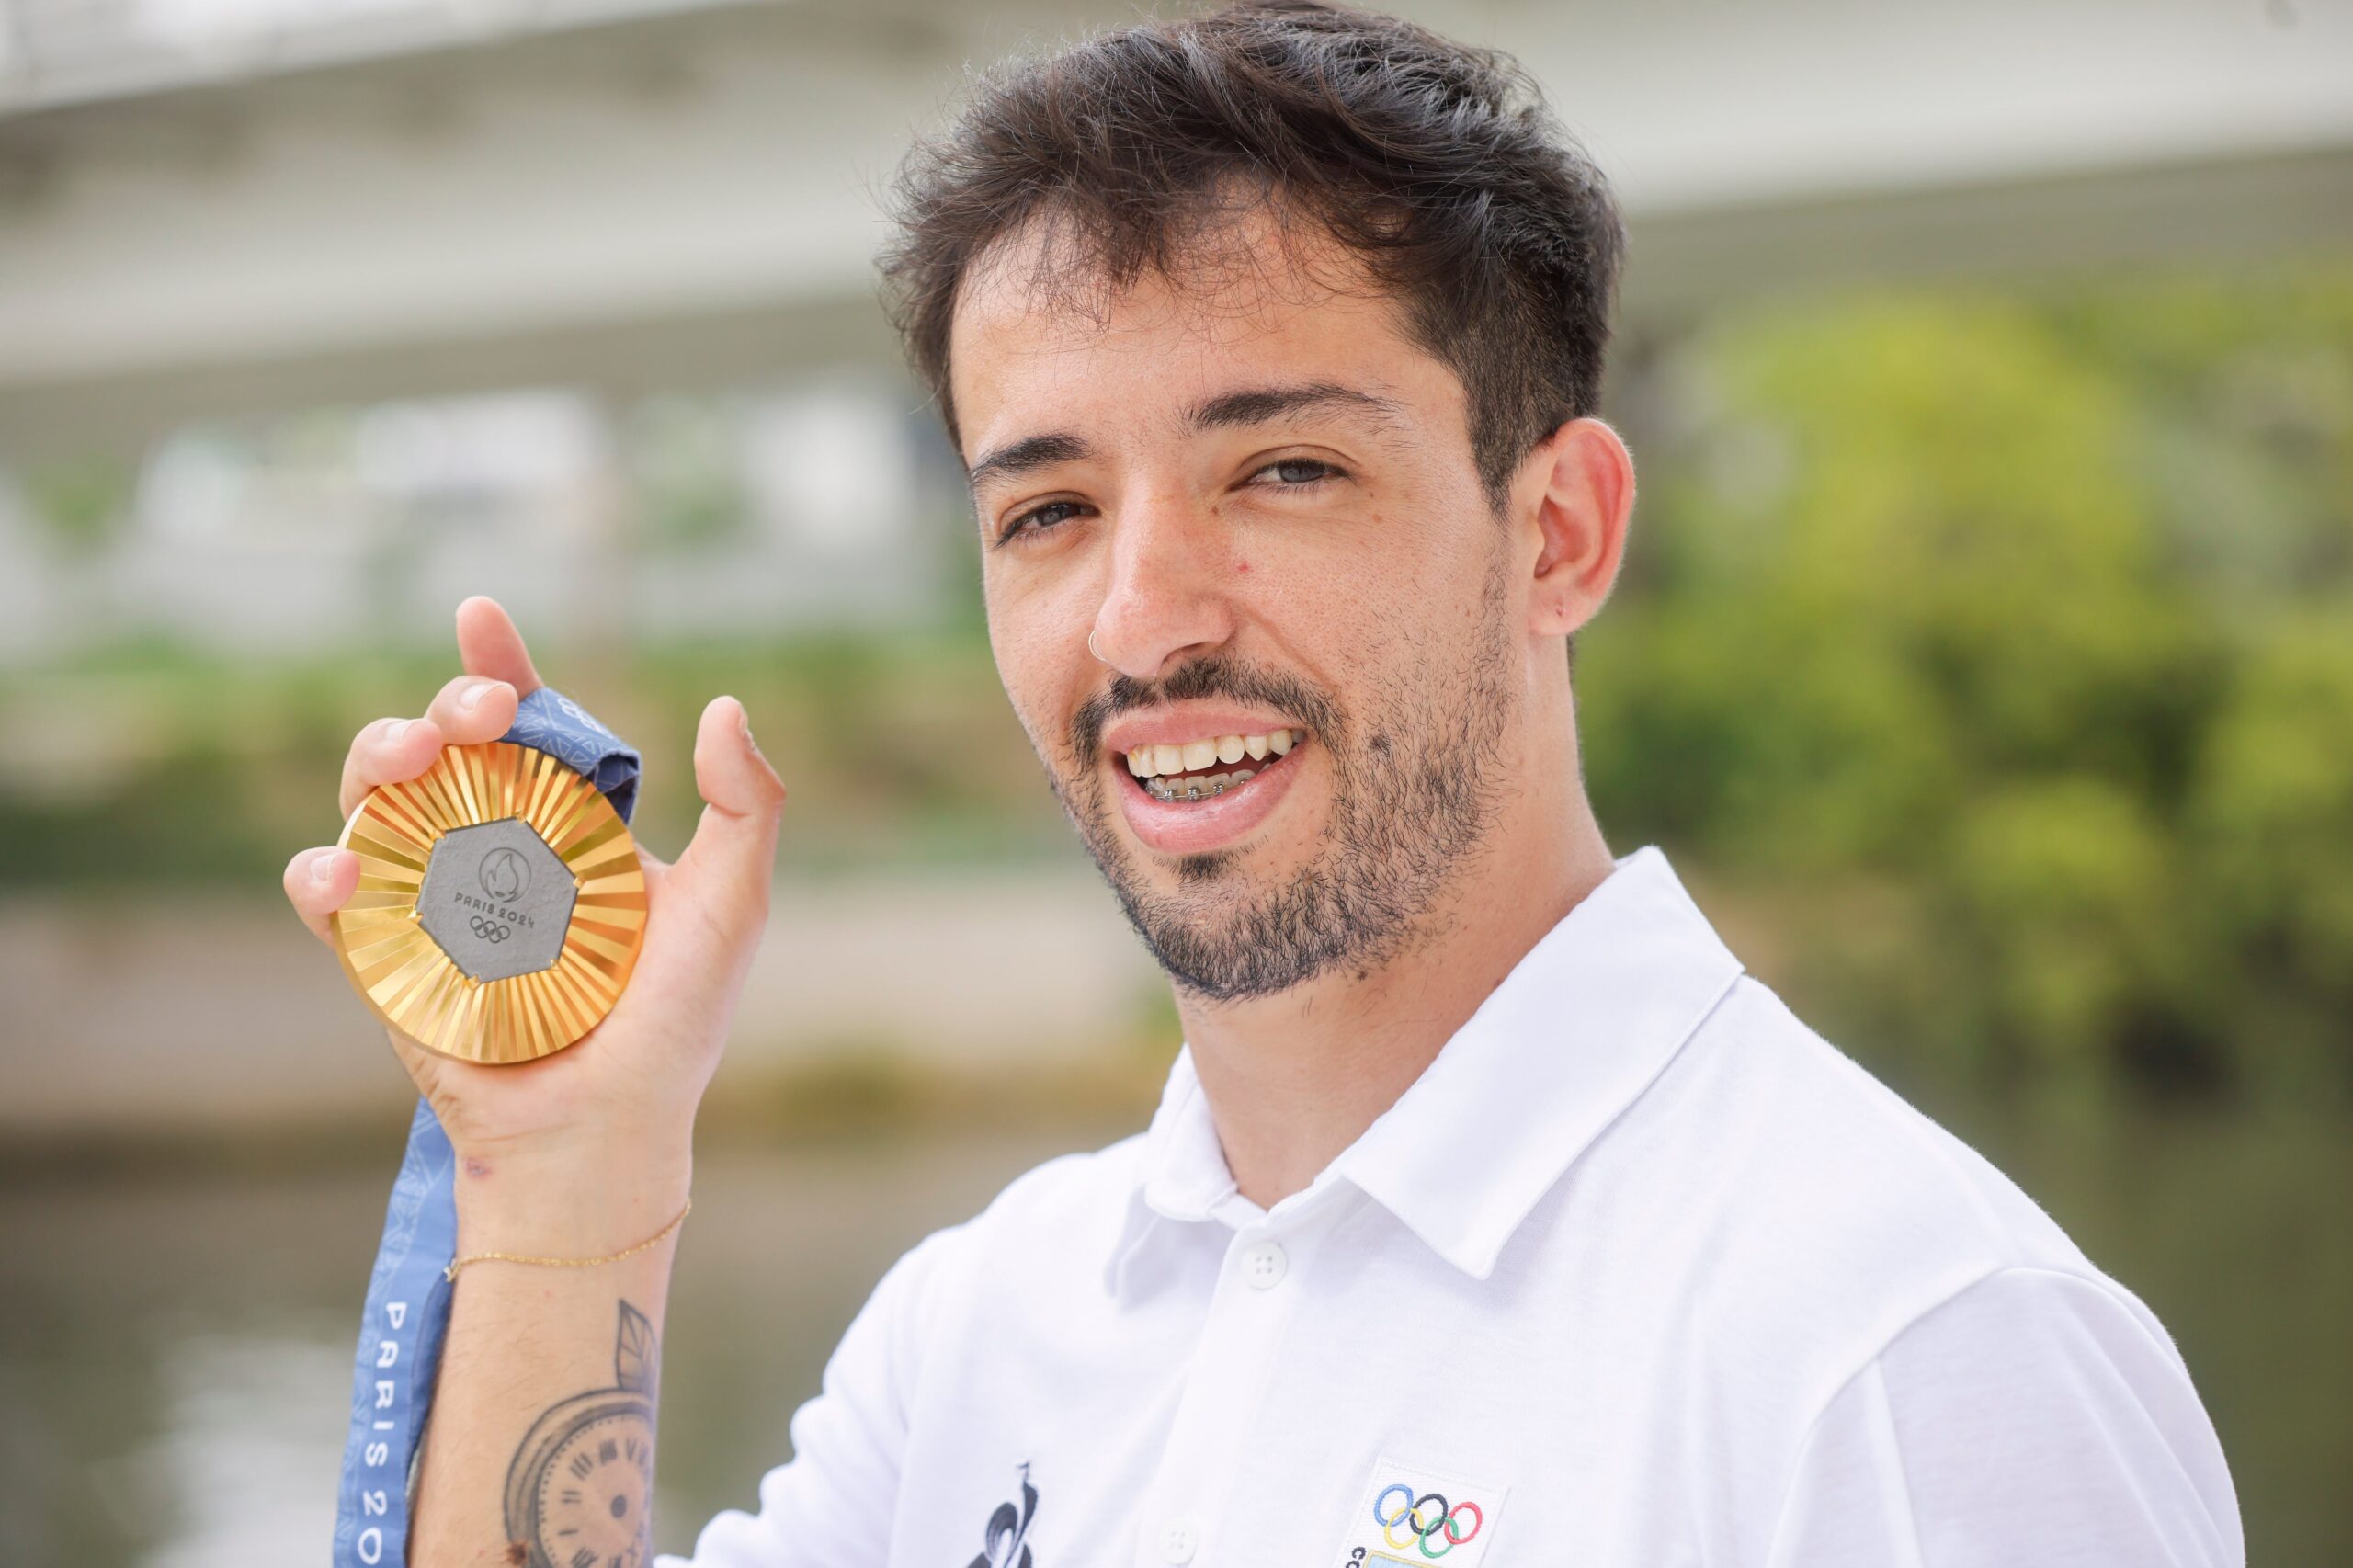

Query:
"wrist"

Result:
[[452, 1134, 693, 1259]]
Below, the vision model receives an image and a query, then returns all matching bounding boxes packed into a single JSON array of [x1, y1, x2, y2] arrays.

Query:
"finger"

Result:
[[380, 1023, 440, 1095], [454, 596, 544, 699], [421, 671, 519, 748], [673, 696, 788, 936], [339, 714, 446, 822], [283, 846, 358, 947]]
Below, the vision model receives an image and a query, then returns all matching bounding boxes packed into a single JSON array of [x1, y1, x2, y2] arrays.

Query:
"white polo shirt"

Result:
[[659, 844, 2243, 1568]]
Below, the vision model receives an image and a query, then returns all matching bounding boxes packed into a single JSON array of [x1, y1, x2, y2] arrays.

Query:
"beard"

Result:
[[1046, 542, 1521, 1004]]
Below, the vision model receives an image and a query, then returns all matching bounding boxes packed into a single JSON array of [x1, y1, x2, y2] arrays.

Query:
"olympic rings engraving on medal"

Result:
[[468, 914, 511, 944], [1372, 1483, 1483, 1557]]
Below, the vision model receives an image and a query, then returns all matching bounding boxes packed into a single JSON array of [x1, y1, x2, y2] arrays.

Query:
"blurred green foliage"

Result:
[[17, 456, 136, 556], [0, 625, 1070, 888], [1580, 261, 2353, 1115]]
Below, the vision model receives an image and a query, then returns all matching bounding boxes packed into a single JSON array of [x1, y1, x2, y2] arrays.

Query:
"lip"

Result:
[[1100, 703, 1305, 759], [1110, 734, 1308, 855]]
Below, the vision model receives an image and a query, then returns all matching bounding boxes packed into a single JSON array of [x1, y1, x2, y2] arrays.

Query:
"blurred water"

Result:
[[0, 1128, 1108, 1567]]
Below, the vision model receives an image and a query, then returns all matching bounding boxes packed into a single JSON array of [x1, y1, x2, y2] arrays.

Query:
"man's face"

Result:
[[949, 205, 1529, 1003]]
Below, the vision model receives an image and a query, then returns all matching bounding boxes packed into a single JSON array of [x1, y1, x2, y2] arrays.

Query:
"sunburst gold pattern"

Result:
[[329, 741, 648, 1065]]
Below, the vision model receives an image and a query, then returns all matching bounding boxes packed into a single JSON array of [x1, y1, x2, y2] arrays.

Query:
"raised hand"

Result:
[[282, 594, 786, 1245]]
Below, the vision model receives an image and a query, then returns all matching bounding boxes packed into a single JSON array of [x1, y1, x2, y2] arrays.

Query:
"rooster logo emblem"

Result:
[[965, 1463, 1039, 1568]]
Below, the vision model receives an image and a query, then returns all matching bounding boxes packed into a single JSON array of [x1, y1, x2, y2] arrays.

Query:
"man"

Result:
[[283, 3, 2245, 1563]]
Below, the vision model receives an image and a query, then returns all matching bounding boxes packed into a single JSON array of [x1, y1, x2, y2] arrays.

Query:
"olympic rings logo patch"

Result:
[[1372, 1483, 1481, 1557], [468, 915, 511, 944], [1340, 1460, 1506, 1568]]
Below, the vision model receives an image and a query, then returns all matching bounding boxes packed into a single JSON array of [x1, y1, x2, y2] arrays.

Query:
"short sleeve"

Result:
[[654, 1222, 963, 1568], [1761, 1266, 2244, 1568]]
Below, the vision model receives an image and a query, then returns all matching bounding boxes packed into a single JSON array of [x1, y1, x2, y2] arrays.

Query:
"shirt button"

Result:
[[1160, 1517, 1200, 1563], [1239, 1239, 1289, 1290]]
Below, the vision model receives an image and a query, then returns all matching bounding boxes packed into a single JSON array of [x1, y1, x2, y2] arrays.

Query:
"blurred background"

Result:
[[2, 0, 2348, 1562]]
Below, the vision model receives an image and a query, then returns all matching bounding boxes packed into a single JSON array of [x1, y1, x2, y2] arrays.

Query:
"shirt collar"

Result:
[[1103, 844, 1745, 1294]]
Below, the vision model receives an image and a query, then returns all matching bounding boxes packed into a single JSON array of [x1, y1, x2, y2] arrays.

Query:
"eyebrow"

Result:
[[964, 380, 1410, 500]]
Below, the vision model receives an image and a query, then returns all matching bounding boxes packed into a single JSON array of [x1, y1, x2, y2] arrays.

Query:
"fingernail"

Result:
[[386, 720, 413, 744], [311, 850, 341, 883], [459, 681, 493, 711]]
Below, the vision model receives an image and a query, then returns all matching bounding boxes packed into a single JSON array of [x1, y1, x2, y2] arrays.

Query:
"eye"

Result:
[[995, 459, 1342, 547], [996, 497, 1091, 547], [1249, 457, 1345, 490]]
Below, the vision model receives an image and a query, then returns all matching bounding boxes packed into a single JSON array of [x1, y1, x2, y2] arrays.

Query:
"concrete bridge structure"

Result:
[[4, 0, 2348, 459]]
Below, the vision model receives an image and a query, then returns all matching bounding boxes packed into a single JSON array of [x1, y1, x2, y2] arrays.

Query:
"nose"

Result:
[[1087, 489, 1236, 681]]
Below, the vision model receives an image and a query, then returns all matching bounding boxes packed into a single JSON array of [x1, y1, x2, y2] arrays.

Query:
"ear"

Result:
[[1521, 416, 1635, 640]]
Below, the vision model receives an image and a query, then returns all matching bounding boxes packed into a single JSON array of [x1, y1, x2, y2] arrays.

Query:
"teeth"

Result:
[[1130, 728, 1306, 799]]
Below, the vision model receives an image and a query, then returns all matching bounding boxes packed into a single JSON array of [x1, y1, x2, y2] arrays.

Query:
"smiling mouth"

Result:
[[1119, 728, 1308, 802]]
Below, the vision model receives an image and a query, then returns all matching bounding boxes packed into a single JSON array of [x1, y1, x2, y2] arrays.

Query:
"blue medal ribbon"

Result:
[[331, 687, 642, 1567]]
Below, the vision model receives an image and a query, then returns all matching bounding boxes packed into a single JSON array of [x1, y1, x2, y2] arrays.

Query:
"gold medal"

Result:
[[329, 740, 648, 1064]]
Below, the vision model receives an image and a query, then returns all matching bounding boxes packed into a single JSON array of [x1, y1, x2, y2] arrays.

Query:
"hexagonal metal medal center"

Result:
[[415, 818, 577, 983]]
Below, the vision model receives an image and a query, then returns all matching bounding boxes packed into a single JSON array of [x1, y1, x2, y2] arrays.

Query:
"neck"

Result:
[[1172, 720, 1618, 1211]]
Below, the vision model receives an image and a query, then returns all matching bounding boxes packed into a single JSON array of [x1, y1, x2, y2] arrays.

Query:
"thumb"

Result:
[[675, 695, 787, 928]]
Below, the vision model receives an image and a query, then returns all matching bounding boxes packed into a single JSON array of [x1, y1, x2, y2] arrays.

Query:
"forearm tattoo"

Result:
[[502, 1301, 661, 1568]]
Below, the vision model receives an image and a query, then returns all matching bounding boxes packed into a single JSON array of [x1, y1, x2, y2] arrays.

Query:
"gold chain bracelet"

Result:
[[444, 1195, 692, 1283]]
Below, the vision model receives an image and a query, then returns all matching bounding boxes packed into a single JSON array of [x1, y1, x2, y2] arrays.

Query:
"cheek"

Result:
[[983, 540, 1104, 640], [1246, 502, 1495, 698], [1247, 510, 1420, 643], [983, 572, 1097, 752]]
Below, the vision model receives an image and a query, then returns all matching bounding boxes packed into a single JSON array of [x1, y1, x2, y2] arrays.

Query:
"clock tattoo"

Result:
[[504, 1301, 661, 1568]]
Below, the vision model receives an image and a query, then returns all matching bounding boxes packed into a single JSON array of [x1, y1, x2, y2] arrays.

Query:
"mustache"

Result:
[[1072, 653, 1345, 769]]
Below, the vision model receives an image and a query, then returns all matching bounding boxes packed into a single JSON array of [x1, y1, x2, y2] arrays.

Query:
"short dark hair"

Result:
[[875, 0, 1626, 514]]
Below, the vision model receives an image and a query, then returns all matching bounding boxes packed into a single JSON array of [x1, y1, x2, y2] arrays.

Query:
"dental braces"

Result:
[[1145, 768, 1258, 802]]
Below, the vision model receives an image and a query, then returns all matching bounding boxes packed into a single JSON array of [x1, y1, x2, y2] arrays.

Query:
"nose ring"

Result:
[[1087, 629, 1107, 667]]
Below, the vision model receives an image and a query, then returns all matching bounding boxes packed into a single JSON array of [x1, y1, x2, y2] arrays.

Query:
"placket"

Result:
[[1131, 1182, 1353, 1568]]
